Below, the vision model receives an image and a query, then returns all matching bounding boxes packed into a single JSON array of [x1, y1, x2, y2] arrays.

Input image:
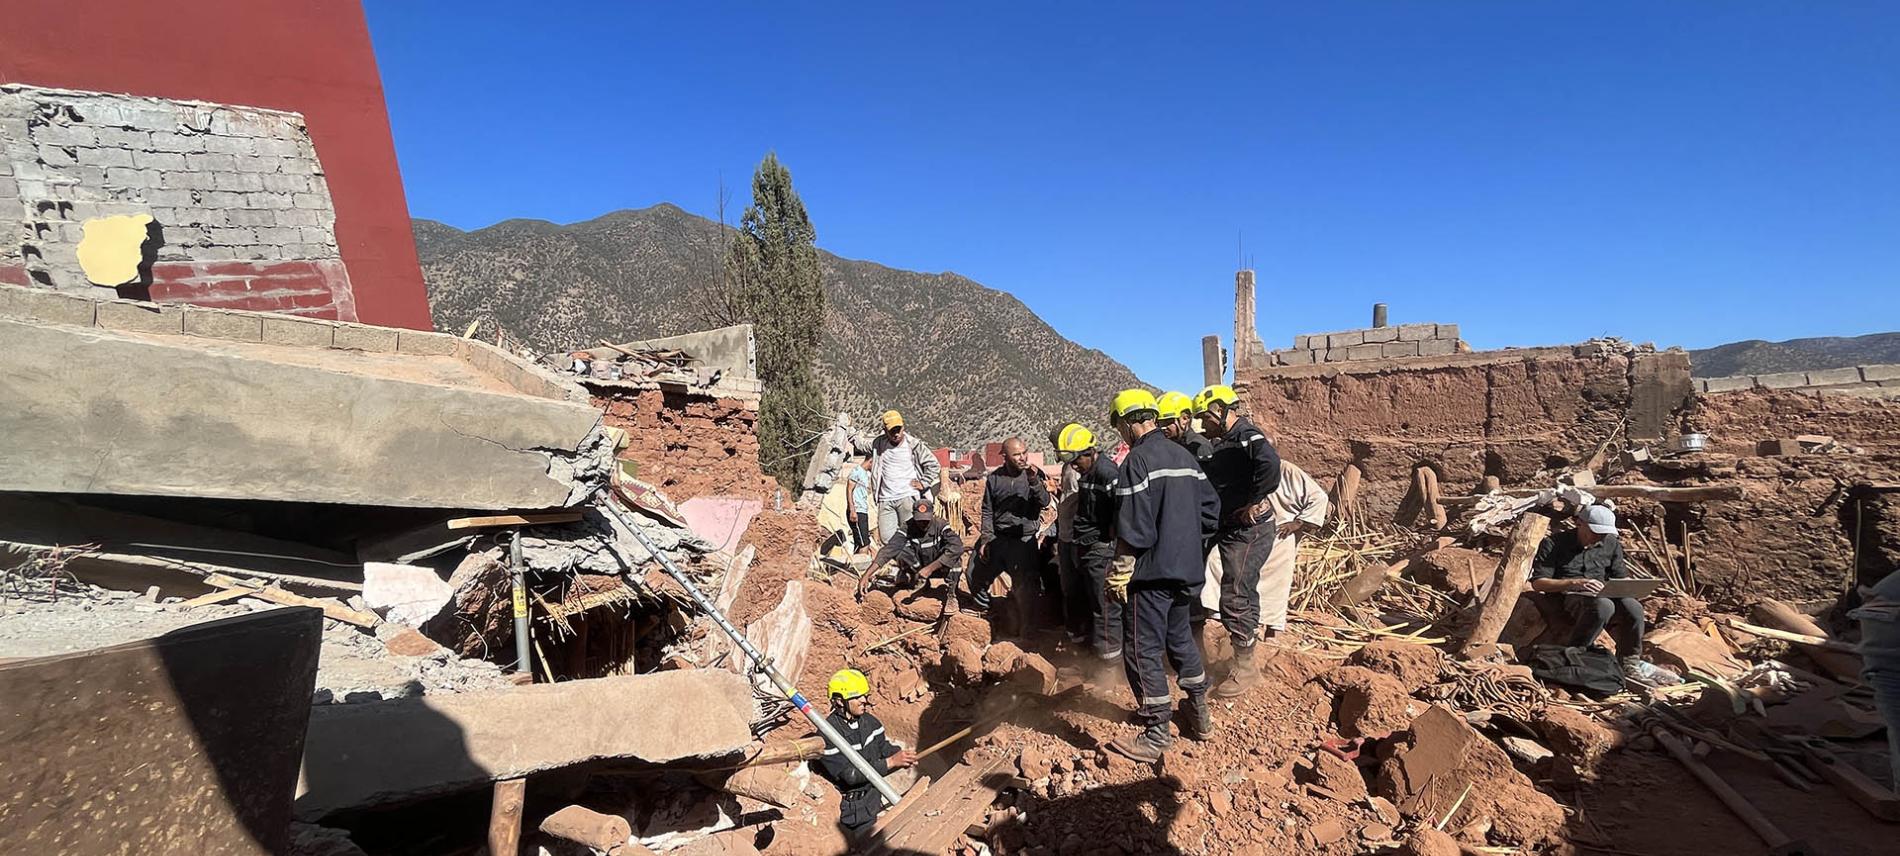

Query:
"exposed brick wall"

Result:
[[0, 84, 354, 319], [593, 387, 773, 502], [1261, 323, 1463, 368], [1700, 364, 1900, 396]]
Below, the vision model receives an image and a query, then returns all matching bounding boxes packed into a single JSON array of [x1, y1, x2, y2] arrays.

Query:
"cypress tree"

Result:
[[725, 152, 826, 491]]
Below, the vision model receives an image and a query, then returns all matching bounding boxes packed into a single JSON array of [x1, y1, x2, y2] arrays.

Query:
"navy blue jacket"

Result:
[[1072, 455, 1121, 549], [1172, 430, 1215, 468], [816, 710, 899, 828], [1115, 430, 1221, 586], [1205, 416, 1282, 523]]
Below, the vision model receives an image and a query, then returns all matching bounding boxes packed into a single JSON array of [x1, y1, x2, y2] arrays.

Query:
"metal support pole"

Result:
[[509, 531, 532, 678], [597, 496, 904, 807]]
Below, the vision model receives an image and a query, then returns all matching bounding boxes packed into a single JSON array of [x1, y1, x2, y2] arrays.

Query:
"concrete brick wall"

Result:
[[0, 84, 355, 318], [1697, 364, 1900, 395], [1263, 322, 1462, 367]]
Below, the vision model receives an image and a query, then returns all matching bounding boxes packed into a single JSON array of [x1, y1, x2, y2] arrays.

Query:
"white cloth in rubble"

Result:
[[1202, 460, 1330, 629]]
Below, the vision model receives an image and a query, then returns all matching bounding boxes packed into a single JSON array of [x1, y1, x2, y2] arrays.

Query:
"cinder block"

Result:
[[1806, 367, 1862, 387], [1285, 348, 1317, 365], [1363, 325, 1398, 343], [1435, 323, 1460, 341], [261, 315, 334, 347], [1293, 334, 1310, 350], [1344, 343, 1384, 361], [1417, 338, 1458, 357], [331, 322, 399, 353], [1381, 340, 1420, 358], [1861, 364, 1900, 382], [1320, 348, 1343, 363], [1755, 371, 1808, 389], [1397, 323, 1436, 341], [0, 284, 98, 326], [96, 299, 186, 334], [397, 330, 458, 356], [1328, 329, 1364, 348], [182, 307, 264, 342]]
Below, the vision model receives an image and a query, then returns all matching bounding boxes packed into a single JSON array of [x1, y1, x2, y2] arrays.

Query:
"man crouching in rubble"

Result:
[[1528, 505, 1646, 673], [817, 669, 916, 837], [1103, 389, 1222, 763], [856, 498, 963, 610]]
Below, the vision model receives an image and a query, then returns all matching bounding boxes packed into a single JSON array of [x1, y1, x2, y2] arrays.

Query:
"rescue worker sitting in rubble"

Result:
[[1527, 504, 1647, 674], [815, 669, 916, 835], [856, 497, 964, 602]]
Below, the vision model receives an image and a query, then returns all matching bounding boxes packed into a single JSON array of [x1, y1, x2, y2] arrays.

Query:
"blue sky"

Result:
[[366, 2, 1899, 391]]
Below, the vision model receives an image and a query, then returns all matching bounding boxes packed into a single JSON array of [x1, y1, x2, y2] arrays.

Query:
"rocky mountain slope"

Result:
[[1691, 332, 1900, 377], [415, 204, 1143, 450]]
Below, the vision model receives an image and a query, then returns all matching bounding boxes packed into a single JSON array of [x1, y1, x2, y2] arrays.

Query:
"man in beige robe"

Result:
[[1201, 459, 1329, 639]]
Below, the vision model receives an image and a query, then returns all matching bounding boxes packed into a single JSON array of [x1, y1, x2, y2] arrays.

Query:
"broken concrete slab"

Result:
[[361, 563, 453, 627], [296, 669, 757, 818], [736, 579, 812, 686], [680, 497, 765, 553], [0, 306, 604, 510]]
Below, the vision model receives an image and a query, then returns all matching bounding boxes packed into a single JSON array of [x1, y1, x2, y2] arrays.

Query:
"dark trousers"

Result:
[[848, 515, 872, 552], [1058, 541, 1088, 638], [1562, 594, 1646, 654], [1213, 521, 1276, 648], [1122, 581, 1208, 728], [971, 536, 1041, 636], [1074, 542, 1123, 659]]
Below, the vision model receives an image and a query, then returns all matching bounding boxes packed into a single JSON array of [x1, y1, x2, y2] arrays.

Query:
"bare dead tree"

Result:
[[695, 174, 747, 329]]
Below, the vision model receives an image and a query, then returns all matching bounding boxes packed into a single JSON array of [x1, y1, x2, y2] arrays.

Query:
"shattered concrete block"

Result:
[[1806, 367, 1862, 387], [296, 670, 758, 817], [362, 562, 453, 627], [1755, 371, 1807, 389]]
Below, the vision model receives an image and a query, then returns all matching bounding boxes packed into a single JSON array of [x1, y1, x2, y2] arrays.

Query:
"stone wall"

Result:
[[0, 84, 354, 318], [1261, 322, 1464, 368], [592, 386, 772, 502]]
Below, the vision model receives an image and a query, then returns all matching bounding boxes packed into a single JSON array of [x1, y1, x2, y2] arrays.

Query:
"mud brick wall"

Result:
[[0, 84, 354, 318], [593, 387, 772, 501], [1236, 345, 1691, 520]]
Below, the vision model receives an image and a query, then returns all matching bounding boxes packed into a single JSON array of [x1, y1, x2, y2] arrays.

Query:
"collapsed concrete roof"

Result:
[[0, 284, 608, 511]]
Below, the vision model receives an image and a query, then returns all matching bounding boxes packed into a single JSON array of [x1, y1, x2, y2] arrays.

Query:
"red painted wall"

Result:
[[0, 0, 432, 329]]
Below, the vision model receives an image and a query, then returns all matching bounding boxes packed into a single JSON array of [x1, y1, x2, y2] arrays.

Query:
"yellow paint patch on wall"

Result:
[[75, 214, 154, 287]]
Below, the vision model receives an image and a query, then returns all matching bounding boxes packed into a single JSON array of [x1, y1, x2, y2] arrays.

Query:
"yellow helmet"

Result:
[[1110, 389, 1160, 420], [1057, 423, 1096, 455], [828, 668, 870, 701], [1193, 384, 1239, 414], [1155, 391, 1195, 423]]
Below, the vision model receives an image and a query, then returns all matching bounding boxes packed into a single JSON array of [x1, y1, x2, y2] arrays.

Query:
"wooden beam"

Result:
[[446, 512, 585, 531], [867, 753, 1013, 856], [1721, 618, 1860, 654], [1746, 600, 1866, 683], [204, 573, 379, 628], [488, 777, 527, 856], [172, 587, 253, 610], [1458, 513, 1550, 658], [1444, 484, 1744, 505]]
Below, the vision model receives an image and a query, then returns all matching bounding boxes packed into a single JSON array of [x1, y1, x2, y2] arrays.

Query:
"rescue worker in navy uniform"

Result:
[[816, 668, 915, 836], [1058, 423, 1124, 667], [1194, 383, 1283, 698], [1156, 391, 1214, 466], [1103, 389, 1222, 763], [856, 497, 964, 600]]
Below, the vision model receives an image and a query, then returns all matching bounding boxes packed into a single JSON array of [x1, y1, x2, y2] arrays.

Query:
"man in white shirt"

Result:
[[867, 410, 941, 542]]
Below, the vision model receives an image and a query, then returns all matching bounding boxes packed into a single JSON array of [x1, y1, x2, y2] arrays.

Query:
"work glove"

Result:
[[1106, 556, 1135, 604]]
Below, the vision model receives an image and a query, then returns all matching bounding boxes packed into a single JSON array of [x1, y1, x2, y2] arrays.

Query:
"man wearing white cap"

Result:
[[1529, 504, 1646, 672]]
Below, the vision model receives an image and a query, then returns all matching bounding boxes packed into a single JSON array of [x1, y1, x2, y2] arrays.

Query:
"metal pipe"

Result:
[[510, 532, 532, 678], [597, 496, 904, 807]]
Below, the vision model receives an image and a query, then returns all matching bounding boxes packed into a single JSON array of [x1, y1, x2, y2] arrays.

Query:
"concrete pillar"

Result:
[[1202, 335, 1224, 386], [1372, 303, 1388, 328], [1234, 270, 1264, 369]]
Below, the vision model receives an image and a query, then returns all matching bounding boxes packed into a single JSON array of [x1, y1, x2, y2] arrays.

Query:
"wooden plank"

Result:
[[173, 587, 254, 609], [1459, 513, 1550, 658], [868, 753, 1012, 856], [445, 512, 585, 531], [488, 778, 527, 856], [1444, 484, 1744, 504], [205, 573, 379, 628]]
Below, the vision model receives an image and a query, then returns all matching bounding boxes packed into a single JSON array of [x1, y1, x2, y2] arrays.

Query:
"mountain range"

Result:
[[414, 204, 1142, 450], [1688, 332, 1900, 378]]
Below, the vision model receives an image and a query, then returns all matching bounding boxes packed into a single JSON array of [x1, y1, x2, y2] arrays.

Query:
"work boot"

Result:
[[1179, 692, 1214, 740], [1213, 645, 1260, 699], [1105, 722, 1172, 763]]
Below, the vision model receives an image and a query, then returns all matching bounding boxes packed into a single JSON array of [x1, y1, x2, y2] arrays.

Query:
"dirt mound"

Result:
[[1347, 640, 1448, 693]]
